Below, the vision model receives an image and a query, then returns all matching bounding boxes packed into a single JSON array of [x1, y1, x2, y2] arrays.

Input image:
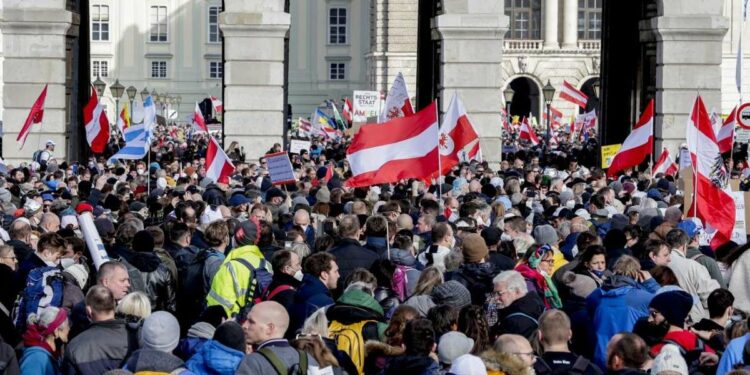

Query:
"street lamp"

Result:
[[592, 79, 601, 98], [140, 87, 150, 101], [542, 80, 556, 153], [503, 86, 514, 137], [92, 75, 106, 97], [110, 79, 124, 128], [126, 86, 137, 120]]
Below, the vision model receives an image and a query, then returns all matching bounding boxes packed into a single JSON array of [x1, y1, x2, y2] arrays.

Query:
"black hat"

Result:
[[213, 321, 246, 353], [132, 230, 155, 253], [265, 187, 286, 202], [480, 227, 502, 247]]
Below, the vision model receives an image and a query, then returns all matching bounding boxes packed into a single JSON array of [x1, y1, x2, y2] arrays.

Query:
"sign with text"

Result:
[[289, 139, 311, 155], [265, 152, 296, 185], [352, 90, 380, 123], [737, 102, 750, 129], [600, 144, 622, 169], [698, 191, 748, 246]]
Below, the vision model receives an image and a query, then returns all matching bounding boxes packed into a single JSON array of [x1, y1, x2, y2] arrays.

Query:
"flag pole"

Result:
[[436, 99, 443, 210]]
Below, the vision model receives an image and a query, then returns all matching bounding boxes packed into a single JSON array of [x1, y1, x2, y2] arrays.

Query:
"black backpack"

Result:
[[175, 248, 217, 328], [535, 355, 599, 375]]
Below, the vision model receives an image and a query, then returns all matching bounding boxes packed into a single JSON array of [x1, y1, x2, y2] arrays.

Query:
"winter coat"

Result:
[[288, 274, 335, 337], [205, 244, 271, 317], [494, 292, 546, 341], [265, 272, 302, 312], [382, 353, 439, 375], [327, 289, 388, 339], [364, 340, 404, 375], [328, 238, 381, 289], [186, 340, 244, 375], [19, 346, 58, 375], [388, 248, 421, 298], [586, 274, 659, 368], [445, 262, 497, 306], [61, 272, 85, 312], [116, 246, 176, 313], [235, 339, 319, 374], [123, 349, 193, 374], [0, 336, 19, 375], [373, 287, 399, 318], [5, 240, 33, 265], [480, 349, 535, 375], [61, 319, 132, 375], [668, 249, 720, 323]]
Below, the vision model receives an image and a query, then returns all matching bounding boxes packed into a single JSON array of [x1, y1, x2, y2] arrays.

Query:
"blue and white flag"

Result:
[[109, 124, 149, 161], [143, 96, 157, 130]]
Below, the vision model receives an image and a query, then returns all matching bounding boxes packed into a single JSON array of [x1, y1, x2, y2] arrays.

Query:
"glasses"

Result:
[[541, 258, 555, 265], [1, 256, 17, 261]]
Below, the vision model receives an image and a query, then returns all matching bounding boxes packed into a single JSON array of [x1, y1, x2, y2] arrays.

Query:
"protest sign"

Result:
[[353, 91, 380, 123], [289, 138, 311, 154], [600, 144, 622, 169], [266, 152, 296, 185]]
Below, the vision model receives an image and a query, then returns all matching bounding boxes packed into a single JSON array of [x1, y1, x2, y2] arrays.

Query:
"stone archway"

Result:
[[507, 76, 542, 120]]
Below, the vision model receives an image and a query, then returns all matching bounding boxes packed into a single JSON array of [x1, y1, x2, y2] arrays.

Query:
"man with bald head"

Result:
[[292, 208, 315, 248], [237, 301, 318, 374], [39, 213, 60, 233]]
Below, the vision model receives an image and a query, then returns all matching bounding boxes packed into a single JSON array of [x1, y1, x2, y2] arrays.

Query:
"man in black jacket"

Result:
[[6, 219, 33, 263], [328, 214, 378, 290], [265, 250, 302, 311], [492, 270, 545, 341], [63, 285, 134, 375]]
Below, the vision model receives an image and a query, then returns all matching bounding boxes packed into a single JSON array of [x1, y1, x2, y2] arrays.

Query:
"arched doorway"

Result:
[[507, 77, 541, 120], [580, 77, 600, 114]]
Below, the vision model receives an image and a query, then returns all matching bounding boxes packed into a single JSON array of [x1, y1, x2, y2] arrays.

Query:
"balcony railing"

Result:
[[503, 39, 543, 52], [577, 40, 601, 50]]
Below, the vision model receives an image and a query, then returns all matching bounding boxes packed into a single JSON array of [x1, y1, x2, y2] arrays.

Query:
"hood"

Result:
[[460, 262, 496, 281], [389, 248, 417, 266], [365, 340, 405, 358], [600, 274, 638, 296], [480, 350, 535, 375], [124, 348, 185, 373], [327, 290, 384, 323], [116, 244, 161, 272], [192, 340, 244, 373]]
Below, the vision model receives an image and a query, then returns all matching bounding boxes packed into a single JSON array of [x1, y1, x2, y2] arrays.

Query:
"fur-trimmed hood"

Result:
[[365, 340, 405, 357], [480, 350, 535, 375]]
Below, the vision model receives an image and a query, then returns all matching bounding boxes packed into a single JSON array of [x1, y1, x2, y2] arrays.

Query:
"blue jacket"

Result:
[[717, 333, 750, 375], [186, 340, 244, 375], [288, 274, 334, 336], [20, 346, 58, 375], [176, 336, 210, 361], [586, 275, 659, 369]]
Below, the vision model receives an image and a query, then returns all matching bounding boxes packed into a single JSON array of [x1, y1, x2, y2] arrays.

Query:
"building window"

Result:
[[92, 60, 108, 78], [578, 0, 602, 40], [92, 5, 109, 41], [151, 61, 167, 78], [504, 0, 541, 39], [209, 61, 223, 79], [150, 6, 168, 42], [208, 6, 220, 43], [329, 63, 346, 80], [328, 8, 347, 44]]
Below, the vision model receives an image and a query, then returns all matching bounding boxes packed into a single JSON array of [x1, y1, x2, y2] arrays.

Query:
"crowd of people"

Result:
[[0, 125, 750, 375]]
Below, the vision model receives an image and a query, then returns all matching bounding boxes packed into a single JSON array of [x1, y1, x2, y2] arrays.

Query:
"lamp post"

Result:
[[92, 76, 106, 97], [140, 87, 150, 101], [503, 86, 514, 138], [175, 95, 182, 121], [126, 85, 137, 120], [542, 80, 556, 155], [109, 79, 125, 131]]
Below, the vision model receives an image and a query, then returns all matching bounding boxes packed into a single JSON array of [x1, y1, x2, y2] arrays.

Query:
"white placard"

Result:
[[289, 139, 311, 154], [265, 152, 296, 185], [698, 191, 747, 246], [353, 90, 380, 123]]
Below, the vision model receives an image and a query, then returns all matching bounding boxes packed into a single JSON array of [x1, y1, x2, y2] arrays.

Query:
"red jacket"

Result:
[[650, 330, 715, 357]]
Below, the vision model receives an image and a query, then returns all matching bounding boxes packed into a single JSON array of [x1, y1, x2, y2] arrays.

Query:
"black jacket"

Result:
[[116, 246, 176, 313], [61, 272, 85, 311], [495, 292, 546, 341], [445, 262, 497, 306], [266, 272, 302, 311], [5, 240, 32, 264], [0, 335, 18, 375], [15, 253, 48, 288], [373, 287, 399, 317], [328, 238, 381, 289], [62, 319, 135, 375]]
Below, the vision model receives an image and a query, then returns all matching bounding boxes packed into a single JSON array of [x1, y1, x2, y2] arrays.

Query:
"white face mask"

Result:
[[60, 257, 76, 269], [137, 168, 145, 175], [449, 236, 456, 249], [293, 270, 304, 281], [501, 233, 513, 242]]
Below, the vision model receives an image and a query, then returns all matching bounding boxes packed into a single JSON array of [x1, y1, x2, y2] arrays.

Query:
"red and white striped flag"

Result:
[[17, 84, 48, 149], [343, 98, 353, 124], [346, 101, 439, 187], [519, 117, 540, 145], [298, 117, 312, 136], [653, 148, 678, 176], [438, 94, 481, 175], [83, 86, 110, 153], [542, 106, 564, 129], [210, 96, 223, 114], [686, 95, 735, 249], [560, 80, 588, 109], [206, 136, 235, 184], [192, 102, 208, 132], [607, 99, 654, 177], [717, 107, 736, 154]]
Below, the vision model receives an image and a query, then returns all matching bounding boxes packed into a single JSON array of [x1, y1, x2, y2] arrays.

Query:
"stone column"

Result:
[[1, 2, 72, 165], [367, 0, 418, 93], [561, 0, 578, 49], [642, 0, 728, 153], [220, 0, 290, 161], [543, 0, 559, 49], [435, 1, 508, 165]]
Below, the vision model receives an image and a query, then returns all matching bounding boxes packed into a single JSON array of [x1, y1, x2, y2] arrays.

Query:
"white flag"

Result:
[[378, 72, 414, 123]]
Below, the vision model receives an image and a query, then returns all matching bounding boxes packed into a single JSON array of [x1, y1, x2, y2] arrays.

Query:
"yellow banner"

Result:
[[601, 144, 622, 169]]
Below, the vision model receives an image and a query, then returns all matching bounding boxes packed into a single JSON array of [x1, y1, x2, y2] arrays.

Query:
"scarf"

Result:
[[22, 308, 68, 359], [517, 245, 562, 309]]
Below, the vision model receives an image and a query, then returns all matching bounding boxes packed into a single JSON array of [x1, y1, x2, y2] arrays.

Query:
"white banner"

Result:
[[699, 191, 747, 246], [289, 139, 311, 155], [352, 90, 380, 123]]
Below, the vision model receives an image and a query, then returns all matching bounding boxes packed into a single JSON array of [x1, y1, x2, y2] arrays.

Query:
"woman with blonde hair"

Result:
[[116, 291, 152, 323], [295, 308, 357, 375], [411, 266, 443, 297], [19, 306, 70, 374]]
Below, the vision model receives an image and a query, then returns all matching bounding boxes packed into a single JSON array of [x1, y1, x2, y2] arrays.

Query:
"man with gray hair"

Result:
[[490, 270, 545, 341]]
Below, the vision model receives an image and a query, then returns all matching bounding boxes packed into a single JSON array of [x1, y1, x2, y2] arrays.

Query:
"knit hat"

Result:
[[235, 217, 260, 246], [461, 233, 489, 263], [213, 321, 246, 353], [449, 354, 488, 375], [63, 264, 89, 289], [403, 295, 436, 317], [480, 227, 502, 248], [315, 186, 331, 204], [533, 224, 558, 246], [651, 344, 688, 375], [132, 230, 155, 253], [140, 311, 181, 352], [562, 271, 597, 299], [265, 187, 286, 202], [438, 332, 475, 364], [649, 290, 694, 328], [431, 280, 472, 309], [187, 322, 216, 339]]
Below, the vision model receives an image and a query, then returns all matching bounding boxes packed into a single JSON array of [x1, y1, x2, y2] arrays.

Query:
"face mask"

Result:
[[137, 168, 145, 175], [294, 270, 304, 281], [60, 257, 76, 269], [501, 233, 513, 242], [449, 236, 456, 249]]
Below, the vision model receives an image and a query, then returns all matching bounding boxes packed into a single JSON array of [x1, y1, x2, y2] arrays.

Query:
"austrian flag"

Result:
[[607, 99, 654, 177], [206, 136, 235, 184], [83, 86, 110, 153], [653, 148, 678, 177]]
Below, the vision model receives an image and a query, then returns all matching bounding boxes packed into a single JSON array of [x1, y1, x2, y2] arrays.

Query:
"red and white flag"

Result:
[[205, 136, 235, 184], [378, 72, 414, 123], [500, 109, 513, 134], [346, 101, 439, 187], [438, 94, 481, 175], [343, 98, 353, 124], [717, 107, 736, 154], [560, 80, 588, 109], [210, 96, 223, 114], [519, 117, 540, 145], [686, 96, 735, 249], [192, 102, 208, 132], [298, 117, 312, 136], [83, 86, 110, 154], [607, 99, 654, 177], [653, 148, 678, 176], [542, 106, 564, 129], [17, 84, 48, 149]]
